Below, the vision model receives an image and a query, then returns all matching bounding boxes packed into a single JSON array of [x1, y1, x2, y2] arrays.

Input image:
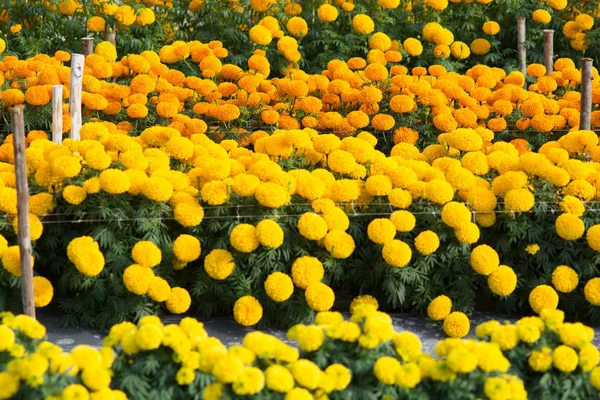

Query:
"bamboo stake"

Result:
[[580, 58, 593, 131], [81, 37, 94, 56], [517, 17, 526, 80], [104, 24, 116, 46], [69, 54, 84, 141], [11, 105, 35, 319], [51, 85, 63, 145], [543, 30, 554, 75]]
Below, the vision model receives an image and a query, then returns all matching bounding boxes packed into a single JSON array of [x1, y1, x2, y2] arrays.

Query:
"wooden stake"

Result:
[[543, 30, 554, 75], [104, 24, 116, 46], [52, 85, 63, 145], [517, 17, 526, 79], [10, 106, 35, 319], [81, 37, 94, 56], [69, 54, 84, 141], [580, 58, 593, 131]]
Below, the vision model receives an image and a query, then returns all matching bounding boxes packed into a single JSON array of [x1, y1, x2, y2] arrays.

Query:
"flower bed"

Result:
[[1, 305, 600, 400], [0, 35, 599, 333]]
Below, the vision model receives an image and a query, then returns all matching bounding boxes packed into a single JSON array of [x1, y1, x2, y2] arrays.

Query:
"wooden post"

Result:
[[69, 54, 84, 141], [517, 17, 526, 79], [104, 24, 116, 46], [10, 106, 35, 319], [580, 58, 593, 131], [543, 30, 554, 75], [51, 85, 63, 145], [81, 38, 94, 56]]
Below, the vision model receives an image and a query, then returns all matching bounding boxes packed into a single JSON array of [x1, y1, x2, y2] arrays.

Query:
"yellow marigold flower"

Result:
[[488, 265, 517, 296], [427, 295, 451, 321], [352, 14, 374, 35], [67, 236, 104, 277], [455, 222, 480, 244], [234, 296, 263, 326], [471, 38, 491, 55], [135, 7, 155, 26], [148, 277, 171, 302], [551, 265, 578, 293], [553, 345, 579, 373], [403, 38, 423, 56], [230, 224, 260, 253], [291, 256, 324, 289], [166, 287, 191, 314], [99, 169, 130, 194], [131, 241, 161, 268], [390, 210, 415, 232], [555, 213, 585, 241], [382, 239, 412, 268], [122, 264, 154, 295], [443, 312, 470, 338], [483, 21, 500, 35], [528, 347, 552, 372], [61, 385, 89, 400], [587, 225, 600, 251], [389, 188, 412, 208], [173, 202, 204, 227], [255, 219, 284, 248], [298, 212, 328, 241], [424, 179, 454, 204], [504, 188, 535, 212], [87, 16, 106, 32], [304, 282, 335, 312], [33, 276, 53, 307], [135, 324, 162, 351], [470, 244, 500, 275], [533, 9, 551, 24], [324, 229, 355, 259], [173, 234, 201, 263], [349, 295, 379, 313], [529, 285, 559, 314], [560, 195, 585, 217], [286, 17, 308, 37], [255, 182, 289, 208], [367, 218, 396, 244], [441, 201, 471, 229], [525, 243, 540, 255], [584, 278, 600, 306], [204, 249, 235, 280], [264, 272, 293, 302], [374, 356, 401, 385], [249, 25, 272, 46], [114, 5, 136, 26], [579, 343, 599, 372], [1, 89, 25, 105], [450, 41, 470, 59], [317, 4, 338, 21]]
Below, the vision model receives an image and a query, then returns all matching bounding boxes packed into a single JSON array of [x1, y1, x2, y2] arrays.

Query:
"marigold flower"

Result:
[[305, 282, 335, 312], [166, 287, 191, 314], [233, 296, 263, 326], [33, 276, 53, 307], [443, 312, 470, 338], [529, 285, 559, 314], [204, 249, 235, 280], [352, 14, 374, 35], [122, 264, 154, 295], [488, 265, 517, 296], [264, 272, 294, 302]]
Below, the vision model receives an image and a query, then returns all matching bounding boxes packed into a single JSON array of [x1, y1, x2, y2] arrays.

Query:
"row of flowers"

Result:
[[1, 0, 599, 75], [1, 303, 600, 400]]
